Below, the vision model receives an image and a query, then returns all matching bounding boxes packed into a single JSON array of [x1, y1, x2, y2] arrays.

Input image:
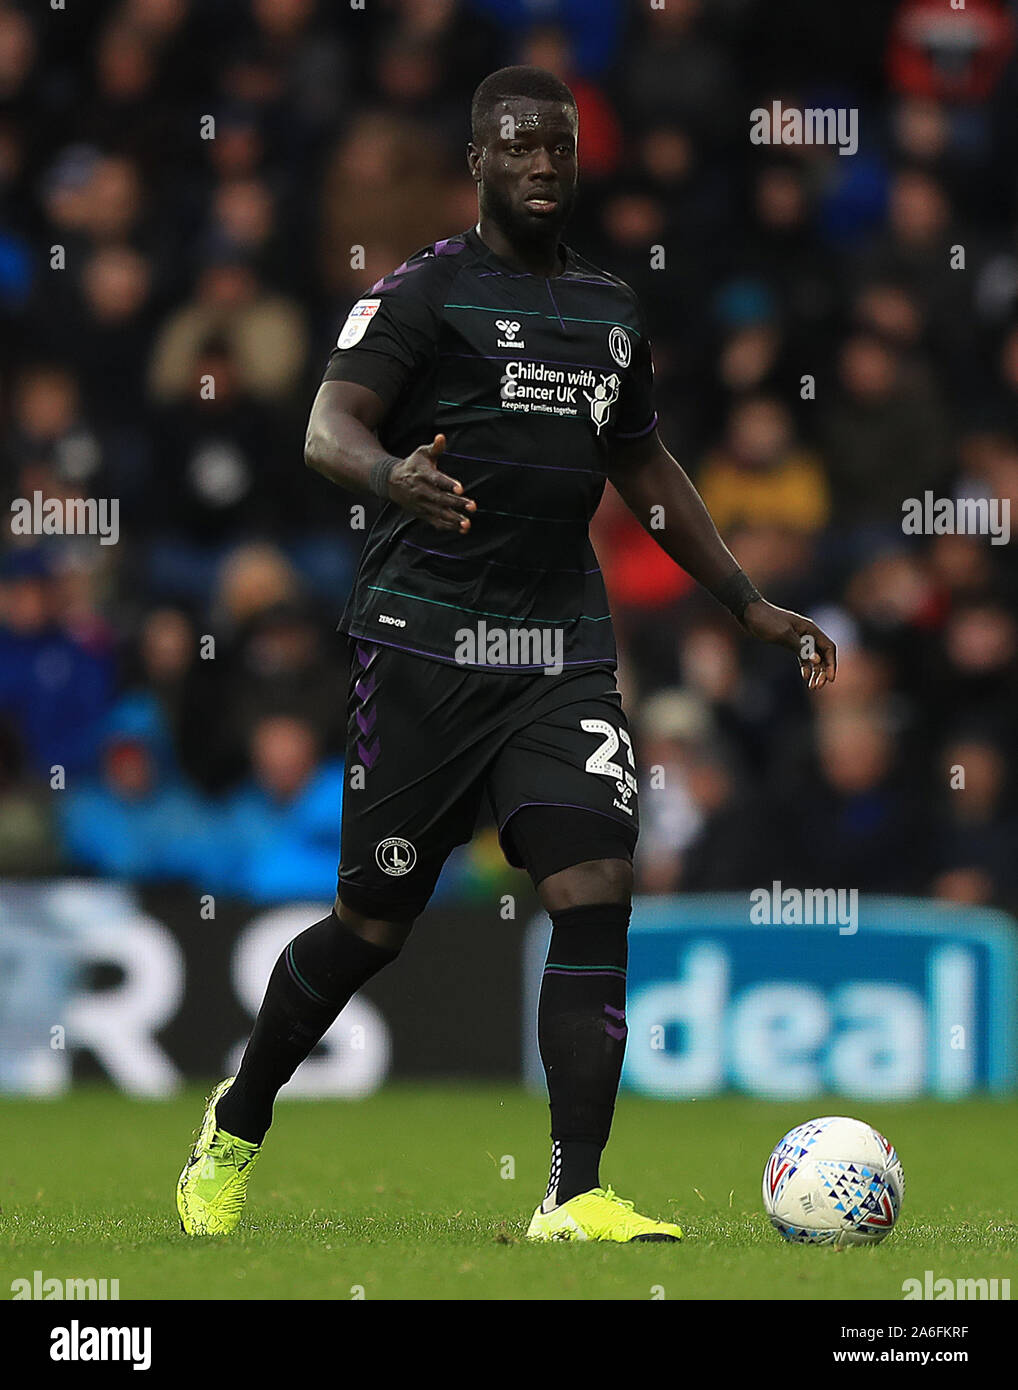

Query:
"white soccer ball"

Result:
[[762, 1115, 905, 1245]]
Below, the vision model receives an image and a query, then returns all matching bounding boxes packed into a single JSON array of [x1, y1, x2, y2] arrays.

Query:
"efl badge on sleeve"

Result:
[[337, 298, 382, 349]]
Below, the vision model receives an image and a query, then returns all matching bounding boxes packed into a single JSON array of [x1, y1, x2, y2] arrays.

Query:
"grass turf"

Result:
[[1, 1085, 1015, 1300]]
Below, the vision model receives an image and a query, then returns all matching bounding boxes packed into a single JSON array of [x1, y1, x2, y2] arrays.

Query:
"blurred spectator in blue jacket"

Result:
[[0, 549, 115, 778], [213, 713, 343, 903], [59, 694, 213, 882]]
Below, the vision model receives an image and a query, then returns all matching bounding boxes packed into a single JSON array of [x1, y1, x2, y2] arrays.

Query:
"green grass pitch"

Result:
[[2, 1085, 1015, 1300]]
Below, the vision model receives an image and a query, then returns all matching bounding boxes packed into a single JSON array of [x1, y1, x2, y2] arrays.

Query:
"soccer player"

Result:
[[177, 67, 836, 1243]]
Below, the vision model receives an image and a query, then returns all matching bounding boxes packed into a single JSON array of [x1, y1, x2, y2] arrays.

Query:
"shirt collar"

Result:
[[464, 224, 573, 279]]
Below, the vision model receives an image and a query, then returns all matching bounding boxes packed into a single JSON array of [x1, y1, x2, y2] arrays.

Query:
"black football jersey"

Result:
[[322, 226, 657, 671]]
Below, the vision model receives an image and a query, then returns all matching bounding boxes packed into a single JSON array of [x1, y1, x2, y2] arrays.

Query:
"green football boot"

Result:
[[176, 1078, 261, 1236], [526, 1185, 683, 1243]]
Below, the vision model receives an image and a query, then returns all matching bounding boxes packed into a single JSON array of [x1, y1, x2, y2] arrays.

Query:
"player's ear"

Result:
[[467, 143, 482, 182]]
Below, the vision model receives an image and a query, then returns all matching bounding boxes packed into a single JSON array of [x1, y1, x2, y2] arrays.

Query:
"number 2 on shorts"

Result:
[[581, 718, 638, 792]]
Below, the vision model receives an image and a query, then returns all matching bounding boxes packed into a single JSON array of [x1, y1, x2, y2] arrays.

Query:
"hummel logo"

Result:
[[496, 319, 525, 350]]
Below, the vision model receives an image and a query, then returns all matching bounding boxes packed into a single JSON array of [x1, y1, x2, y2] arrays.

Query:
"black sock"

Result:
[[216, 910, 398, 1144], [537, 901, 630, 1207]]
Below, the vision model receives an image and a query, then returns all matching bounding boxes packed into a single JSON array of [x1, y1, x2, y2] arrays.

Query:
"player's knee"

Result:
[[538, 856, 633, 913], [507, 806, 636, 897], [334, 896, 415, 953]]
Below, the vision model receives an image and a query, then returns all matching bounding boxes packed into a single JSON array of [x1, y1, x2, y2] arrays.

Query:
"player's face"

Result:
[[472, 98, 578, 244]]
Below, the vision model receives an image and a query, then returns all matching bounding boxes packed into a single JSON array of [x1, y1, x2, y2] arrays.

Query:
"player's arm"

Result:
[[304, 380, 476, 534], [605, 428, 836, 688]]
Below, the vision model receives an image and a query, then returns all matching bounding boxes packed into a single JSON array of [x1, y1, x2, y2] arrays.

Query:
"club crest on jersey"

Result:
[[337, 298, 381, 349], [496, 318, 524, 350], [375, 837, 417, 876], [584, 373, 621, 434], [608, 325, 631, 368]]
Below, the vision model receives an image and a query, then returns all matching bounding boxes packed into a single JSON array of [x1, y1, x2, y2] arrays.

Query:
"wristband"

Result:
[[712, 569, 762, 621], [369, 455, 401, 500]]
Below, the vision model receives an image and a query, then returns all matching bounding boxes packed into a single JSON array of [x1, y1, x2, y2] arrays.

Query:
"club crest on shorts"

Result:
[[375, 837, 417, 876]]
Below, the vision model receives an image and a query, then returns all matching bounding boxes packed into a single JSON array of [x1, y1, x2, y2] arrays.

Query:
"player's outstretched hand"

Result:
[[741, 599, 838, 690], [388, 434, 476, 533]]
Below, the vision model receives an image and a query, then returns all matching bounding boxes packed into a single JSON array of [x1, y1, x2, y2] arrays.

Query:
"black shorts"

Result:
[[337, 638, 639, 918]]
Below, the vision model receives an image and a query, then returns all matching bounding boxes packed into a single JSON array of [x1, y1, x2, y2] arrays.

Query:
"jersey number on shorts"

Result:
[[581, 719, 638, 793]]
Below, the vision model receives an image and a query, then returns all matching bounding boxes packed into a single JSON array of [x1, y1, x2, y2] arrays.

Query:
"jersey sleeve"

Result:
[[321, 252, 448, 412], [608, 300, 658, 441]]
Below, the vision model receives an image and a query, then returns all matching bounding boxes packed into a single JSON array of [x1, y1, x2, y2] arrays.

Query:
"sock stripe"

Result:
[[284, 942, 333, 1007], [543, 965, 626, 979]]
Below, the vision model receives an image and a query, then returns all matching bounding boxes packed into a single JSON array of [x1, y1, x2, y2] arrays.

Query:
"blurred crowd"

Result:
[[2, 0, 1018, 913]]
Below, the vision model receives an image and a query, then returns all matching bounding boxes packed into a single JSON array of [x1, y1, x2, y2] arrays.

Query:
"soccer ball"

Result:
[[762, 1115, 905, 1246]]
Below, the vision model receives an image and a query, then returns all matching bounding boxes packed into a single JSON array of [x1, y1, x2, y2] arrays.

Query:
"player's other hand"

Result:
[[388, 434, 476, 533], [741, 599, 837, 689]]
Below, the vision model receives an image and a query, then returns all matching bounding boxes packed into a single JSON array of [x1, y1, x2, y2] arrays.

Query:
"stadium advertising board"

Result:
[[0, 882, 523, 1094], [525, 897, 1018, 1100], [3, 884, 1015, 1100]]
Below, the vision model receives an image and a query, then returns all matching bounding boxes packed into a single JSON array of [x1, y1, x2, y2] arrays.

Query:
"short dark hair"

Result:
[[470, 66, 576, 144]]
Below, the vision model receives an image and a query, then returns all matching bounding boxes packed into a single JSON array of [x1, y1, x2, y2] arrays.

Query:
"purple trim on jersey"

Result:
[[343, 630, 616, 671], [498, 801, 635, 839], [369, 239, 464, 292], [613, 411, 658, 440], [399, 537, 599, 575], [545, 277, 566, 332], [443, 447, 596, 476], [370, 260, 429, 293]]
